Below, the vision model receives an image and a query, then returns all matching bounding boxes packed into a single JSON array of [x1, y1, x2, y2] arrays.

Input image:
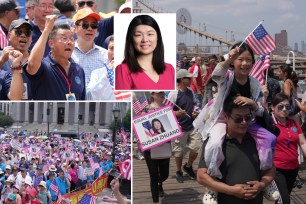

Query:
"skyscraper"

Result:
[[275, 30, 288, 49]]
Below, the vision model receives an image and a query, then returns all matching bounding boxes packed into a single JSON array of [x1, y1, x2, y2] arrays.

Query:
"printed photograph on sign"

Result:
[[133, 105, 183, 151], [141, 115, 172, 137]]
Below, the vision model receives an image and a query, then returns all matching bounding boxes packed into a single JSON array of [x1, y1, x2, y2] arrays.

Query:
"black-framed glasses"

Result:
[[277, 104, 291, 111], [76, 22, 98, 30], [77, 1, 95, 7], [14, 29, 31, 37], [229, 113, 254, 124]]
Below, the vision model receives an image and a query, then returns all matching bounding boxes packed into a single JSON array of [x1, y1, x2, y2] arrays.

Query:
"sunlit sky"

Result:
[[135, 0, 306, 50]]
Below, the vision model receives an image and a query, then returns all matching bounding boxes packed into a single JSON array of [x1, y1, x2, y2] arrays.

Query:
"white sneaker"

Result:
[[263, 180, 280, 201], [202, 188, 218, 204]]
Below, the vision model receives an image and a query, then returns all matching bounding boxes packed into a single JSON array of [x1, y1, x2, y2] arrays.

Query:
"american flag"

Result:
[[120, 123, 127, 145], [79, 194, 97, 204], [142, 121, 153, 137], [245, 24, 276, 55], [0, 26, 8, 50], [163, 98, 173, 106], [133, 95, 148, 114], [250, 54, 270, 85], [119, 159, 131, 180], [89, 157, 99, 169], [106, 64, 114, 86], [113, 89, 132, 101], [50, 183, 59, 194], [176, 54, 181, 67]]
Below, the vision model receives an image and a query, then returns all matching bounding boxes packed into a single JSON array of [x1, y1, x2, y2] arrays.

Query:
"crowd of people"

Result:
[[134, 42, 306, 204], [0, 129, 131, 204], [0, 0, 131, 101]]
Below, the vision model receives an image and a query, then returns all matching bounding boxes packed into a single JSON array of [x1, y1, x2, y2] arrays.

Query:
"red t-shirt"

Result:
[[189, 63, 202, 92], [273, 119, 302, 169]]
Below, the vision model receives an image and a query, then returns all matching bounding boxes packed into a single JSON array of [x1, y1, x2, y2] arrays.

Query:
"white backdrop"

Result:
[[114, 13, 176, 68]]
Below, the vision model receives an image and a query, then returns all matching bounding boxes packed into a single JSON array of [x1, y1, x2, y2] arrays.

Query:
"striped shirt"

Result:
[[72, 42, 108, 86]]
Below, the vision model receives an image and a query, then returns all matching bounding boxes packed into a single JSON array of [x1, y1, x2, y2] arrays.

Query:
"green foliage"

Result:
[[114, 0, 126, 7], [109, 109, 131, 132], [0, 112, 14, 128]]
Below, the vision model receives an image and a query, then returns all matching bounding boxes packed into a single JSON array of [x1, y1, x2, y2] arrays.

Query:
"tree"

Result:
[[109, 109, 131, 132], [0, 112, 14, 128], [114, 0, 126, 7]]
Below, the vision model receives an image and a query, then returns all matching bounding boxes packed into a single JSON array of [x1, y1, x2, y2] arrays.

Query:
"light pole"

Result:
[[112, 107, 120, 163], [78, 114, 82, 139], [47, 102, 53, 137], [286, 51, 296, 71]]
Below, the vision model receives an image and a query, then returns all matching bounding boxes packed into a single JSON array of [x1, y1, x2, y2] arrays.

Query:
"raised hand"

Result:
[[9, 50, 23, 67]]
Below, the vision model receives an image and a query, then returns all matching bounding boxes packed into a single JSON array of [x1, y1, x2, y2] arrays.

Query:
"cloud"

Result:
[[277, 12, 300, 23]]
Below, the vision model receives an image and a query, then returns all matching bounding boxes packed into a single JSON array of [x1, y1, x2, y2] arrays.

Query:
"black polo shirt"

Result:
[[199, 133, 263, 204], [26, 53, 85, 100]]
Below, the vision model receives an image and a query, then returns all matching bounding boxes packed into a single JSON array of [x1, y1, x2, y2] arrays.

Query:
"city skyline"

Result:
[[136, 0, 306, 49]]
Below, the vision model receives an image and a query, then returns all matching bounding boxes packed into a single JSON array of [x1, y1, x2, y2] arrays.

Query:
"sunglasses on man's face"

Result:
[[14, 29, 31, 37], [229, 113, 254, 124], [277, 104, 291, 111], [77, 1, 95, 7], [77, 22, 98, 30]]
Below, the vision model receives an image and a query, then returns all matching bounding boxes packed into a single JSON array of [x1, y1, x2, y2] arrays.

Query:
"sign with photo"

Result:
[[62, 151, 74, 160], [132, 105, 183, 151]]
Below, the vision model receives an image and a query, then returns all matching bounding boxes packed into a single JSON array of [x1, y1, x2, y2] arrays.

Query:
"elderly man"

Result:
[[74, 0, 113, 49], [197, 97, 275, 204], [0, 0, 22, 50], [26, 15, 85, 100], [28, 0, 54, 56]]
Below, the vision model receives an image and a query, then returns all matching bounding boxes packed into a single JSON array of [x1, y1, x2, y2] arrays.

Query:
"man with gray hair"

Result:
[[28, 0, 54, 56], [0, 0, 23, 50]]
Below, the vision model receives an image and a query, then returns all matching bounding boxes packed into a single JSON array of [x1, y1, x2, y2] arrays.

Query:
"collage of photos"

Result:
[[1, 0, 306, 204]]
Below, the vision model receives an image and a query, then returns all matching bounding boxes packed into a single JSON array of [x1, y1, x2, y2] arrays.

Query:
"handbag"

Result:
[[150, 142, 172, 159]]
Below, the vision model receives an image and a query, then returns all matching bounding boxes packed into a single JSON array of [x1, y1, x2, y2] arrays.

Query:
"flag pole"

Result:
[[172, 102, 191, 118], [265, 68, 268, 86], [238, 20, 264, 48]]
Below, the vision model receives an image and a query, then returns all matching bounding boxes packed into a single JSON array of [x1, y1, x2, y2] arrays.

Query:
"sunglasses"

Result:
[[77, 1, 95, 7], [77, 22, 98, 30], [277, 104, 291, 111], [14, 29, 31, 37], [229, 113, 254, 123]]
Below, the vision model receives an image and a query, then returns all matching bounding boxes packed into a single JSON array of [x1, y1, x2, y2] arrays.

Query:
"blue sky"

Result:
[[136, 0, 306, 49]]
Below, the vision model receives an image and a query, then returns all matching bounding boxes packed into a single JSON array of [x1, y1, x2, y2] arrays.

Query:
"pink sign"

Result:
[[132, 105, 183, 151]]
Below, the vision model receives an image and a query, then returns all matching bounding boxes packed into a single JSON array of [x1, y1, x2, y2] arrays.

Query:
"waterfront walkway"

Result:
[[133, 153, 306, 204]]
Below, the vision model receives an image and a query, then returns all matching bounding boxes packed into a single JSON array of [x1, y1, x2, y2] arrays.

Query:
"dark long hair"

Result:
[[151, 118, 166, 134], [279, 64, 298, 87], [229, 41, 255, 68], [123, 15, 165, 74]]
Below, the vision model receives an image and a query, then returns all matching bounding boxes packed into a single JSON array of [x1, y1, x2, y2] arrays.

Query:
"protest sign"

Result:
[[62, 151, 74, 160], [10, 140, 22, 151], [62, 175, 108, 203], [84, 168, 94, 176], [132, 105, 182, 151]]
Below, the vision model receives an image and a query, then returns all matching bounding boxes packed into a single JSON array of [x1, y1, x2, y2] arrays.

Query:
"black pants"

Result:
[[274, 168, 299, 204], [144, 150, 170, 203]]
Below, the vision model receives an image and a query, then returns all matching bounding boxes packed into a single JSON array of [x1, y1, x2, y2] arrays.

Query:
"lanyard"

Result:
[[55, 65, 73, 93]]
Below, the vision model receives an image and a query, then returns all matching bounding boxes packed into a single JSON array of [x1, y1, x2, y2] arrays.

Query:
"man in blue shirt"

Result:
[[55, 169, 70, 195], [46, 172, 58, 202], [26, 15, 85, 100]]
